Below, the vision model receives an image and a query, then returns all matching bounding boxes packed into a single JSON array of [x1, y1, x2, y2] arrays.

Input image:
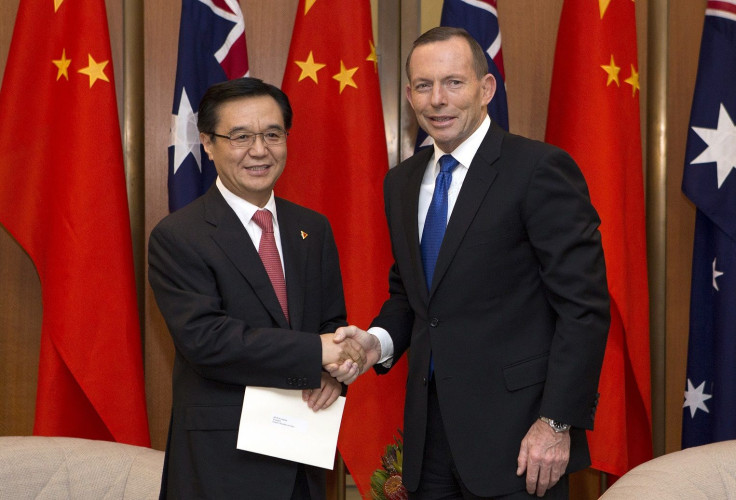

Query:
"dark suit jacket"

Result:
[[148, 185, 347, 499], [371, 122, 610, 497]]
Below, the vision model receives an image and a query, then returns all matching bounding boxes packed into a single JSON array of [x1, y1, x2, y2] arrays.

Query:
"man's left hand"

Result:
[[516, 418, 570, 497], [302, 372, 342, 412]]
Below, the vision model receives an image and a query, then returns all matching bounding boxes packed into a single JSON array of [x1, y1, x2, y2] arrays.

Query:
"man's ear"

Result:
[[481, 73, 497, 107], [200, 132, 214, 160]]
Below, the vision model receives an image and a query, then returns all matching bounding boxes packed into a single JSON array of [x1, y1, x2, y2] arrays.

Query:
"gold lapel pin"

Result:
[[301, 231, 308, 240]]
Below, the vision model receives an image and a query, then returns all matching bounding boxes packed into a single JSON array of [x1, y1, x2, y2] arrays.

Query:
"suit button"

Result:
[[422, 377, 428, 386], [429, 318, 439, 327]]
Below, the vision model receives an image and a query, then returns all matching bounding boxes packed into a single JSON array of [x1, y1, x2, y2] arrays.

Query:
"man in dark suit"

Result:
[[329, 28, 610, 499], [149, 78, 364, 499]]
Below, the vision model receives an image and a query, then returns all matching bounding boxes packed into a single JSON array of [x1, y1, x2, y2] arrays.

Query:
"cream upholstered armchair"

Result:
[[0, 435, 164, 499], [599, 440, 736, 499]]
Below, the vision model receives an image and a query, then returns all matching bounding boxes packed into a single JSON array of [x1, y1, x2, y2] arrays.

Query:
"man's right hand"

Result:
[[325, 325, 381, 384], [320, 332, 366, 373]]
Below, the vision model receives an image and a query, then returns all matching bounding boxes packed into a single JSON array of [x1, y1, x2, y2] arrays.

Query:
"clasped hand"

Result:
[[320, 330, 367, 371], [303, 333, 365, 413], [323, 325, 381, 385], [306, 327, 380, 412]]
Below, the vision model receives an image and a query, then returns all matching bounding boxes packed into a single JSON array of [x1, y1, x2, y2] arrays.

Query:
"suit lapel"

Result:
[[276, 199, 306, 331], [402, 148, 433, 304], [205, 187, 290, 328], [430, 123, 503, 297]]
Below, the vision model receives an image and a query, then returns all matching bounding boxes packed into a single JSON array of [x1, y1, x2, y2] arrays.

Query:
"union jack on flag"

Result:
[[416, 0, 508, 151], [681, 0, 736, 448], [169, 0, 249, 212]]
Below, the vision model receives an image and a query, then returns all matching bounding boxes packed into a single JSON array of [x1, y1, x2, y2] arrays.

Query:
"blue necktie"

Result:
[[421, 154, 459, 290], [421, 155, 458, 377]]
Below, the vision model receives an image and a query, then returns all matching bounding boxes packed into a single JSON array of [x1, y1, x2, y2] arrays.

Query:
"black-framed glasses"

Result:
[[211, 129, 288, 148]]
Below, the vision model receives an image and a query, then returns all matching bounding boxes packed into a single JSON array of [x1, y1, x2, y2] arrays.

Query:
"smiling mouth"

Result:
[[430, 116, 454, 124], [245, 165, 270, 172]]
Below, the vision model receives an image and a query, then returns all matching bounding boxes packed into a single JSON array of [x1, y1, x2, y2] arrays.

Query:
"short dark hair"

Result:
[[197, 77, 293, 136], [405, 27, 489, 81]]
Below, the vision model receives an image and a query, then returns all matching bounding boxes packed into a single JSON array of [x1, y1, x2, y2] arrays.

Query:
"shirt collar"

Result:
[[215, 177, 278, 228], [431, 115, 491, 171]]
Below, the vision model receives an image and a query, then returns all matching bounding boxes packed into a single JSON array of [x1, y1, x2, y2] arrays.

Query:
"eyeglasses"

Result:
[[211, 129, 288, 148]]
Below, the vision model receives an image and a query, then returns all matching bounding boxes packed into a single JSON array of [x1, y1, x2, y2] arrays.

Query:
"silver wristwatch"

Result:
[[539, 416, 570, 433]]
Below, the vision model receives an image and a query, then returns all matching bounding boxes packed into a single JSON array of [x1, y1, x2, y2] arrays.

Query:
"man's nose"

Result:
[[248, 134, 269, 155], [430, 85, 447, 107]]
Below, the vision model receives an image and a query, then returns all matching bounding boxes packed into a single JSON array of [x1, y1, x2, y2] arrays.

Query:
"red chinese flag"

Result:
[[0, 0, 150, 446], [279, 0, 407, 495], [545, 0, 652, 477]]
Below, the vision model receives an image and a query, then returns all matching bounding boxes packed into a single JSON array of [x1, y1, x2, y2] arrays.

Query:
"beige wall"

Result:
[[1, 0, 703, 494]]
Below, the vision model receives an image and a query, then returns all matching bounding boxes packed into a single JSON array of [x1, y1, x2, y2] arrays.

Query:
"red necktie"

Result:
[[252, 209, 289, 323]]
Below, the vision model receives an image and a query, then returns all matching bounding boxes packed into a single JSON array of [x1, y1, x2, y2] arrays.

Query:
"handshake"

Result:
[[304, 326, 381, 412], [320, 325, 381, 385]]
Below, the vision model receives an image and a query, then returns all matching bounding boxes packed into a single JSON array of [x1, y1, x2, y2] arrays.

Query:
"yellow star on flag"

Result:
[[601, 54, 621, 86], [54, 0, 64, 12], [78, 54, 110, 88], [599, 0, 612, 19], [295, 51, 326, 84], [366, 40, 378, 73], [52, 49, 71, 81], [332, 60, 358, 94], [624, 65, 639, 96], [304, 0, 317, 15]]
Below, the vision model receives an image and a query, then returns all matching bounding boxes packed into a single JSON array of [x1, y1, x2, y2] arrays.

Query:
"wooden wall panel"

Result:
[[0, 0, 19, 81], [665, 0, 706, 454], [0, 0, 37, 439], [242, 1, 299, 86], [142, 0, 180, 453], [498, 0, 562, 141], [0, 231, 40, 437]]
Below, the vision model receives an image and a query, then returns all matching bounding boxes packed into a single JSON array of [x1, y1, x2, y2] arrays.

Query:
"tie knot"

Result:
[[438, 155, 459, 174], [252, 209, 274, 233]]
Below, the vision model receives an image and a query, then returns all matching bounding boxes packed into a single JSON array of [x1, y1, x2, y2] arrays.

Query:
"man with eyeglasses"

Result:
[[148, 77, 365, 499]]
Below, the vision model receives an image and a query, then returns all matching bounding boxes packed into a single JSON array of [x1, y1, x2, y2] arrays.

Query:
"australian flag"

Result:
[[415, 0, 508, 151], [168, 0, 248, 212], [681, 0, 736, 448]]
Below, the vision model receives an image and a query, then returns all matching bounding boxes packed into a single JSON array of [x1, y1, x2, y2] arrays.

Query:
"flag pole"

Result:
[[124, 0, 146, 335], [646, 0, 668, 460]]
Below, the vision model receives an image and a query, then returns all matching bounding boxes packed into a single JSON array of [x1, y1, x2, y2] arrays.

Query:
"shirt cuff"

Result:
[[367, 326, 394, 367]]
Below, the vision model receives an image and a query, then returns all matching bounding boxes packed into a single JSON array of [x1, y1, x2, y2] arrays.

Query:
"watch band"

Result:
[[539, 416, 571, 433]]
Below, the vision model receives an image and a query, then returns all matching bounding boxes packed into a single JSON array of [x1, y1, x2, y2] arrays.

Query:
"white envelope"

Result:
[[236, 386, 346, 469]]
